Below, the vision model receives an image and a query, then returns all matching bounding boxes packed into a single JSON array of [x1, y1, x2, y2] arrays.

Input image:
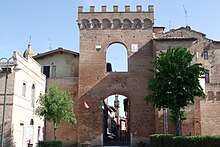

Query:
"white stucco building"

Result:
[[0, 50, 46, 147]]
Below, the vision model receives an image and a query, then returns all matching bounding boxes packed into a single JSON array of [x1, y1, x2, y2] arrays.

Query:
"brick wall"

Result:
[[77, 6, 156, 145], [34, 6, 220, 146], [200, 83, 220, 135], [45, 77, 78, 145]]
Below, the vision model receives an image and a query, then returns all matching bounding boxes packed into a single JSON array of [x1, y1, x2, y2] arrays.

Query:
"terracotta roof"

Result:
[[33, 47, 79, 59], [162, 27, 206, 36]]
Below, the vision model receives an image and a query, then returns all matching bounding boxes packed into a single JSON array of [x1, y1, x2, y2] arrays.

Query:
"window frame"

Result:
[[43, 66, 50, 78], [205, 72, 210, 83], [204, 50, 208, 60]]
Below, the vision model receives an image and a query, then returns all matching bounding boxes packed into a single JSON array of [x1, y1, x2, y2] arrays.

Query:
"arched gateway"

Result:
[[77, 5, 155, 146]]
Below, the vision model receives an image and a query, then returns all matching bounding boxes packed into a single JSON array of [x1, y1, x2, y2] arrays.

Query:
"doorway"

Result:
[[17, 123, 25, 147], [103, 94, 130, 146]]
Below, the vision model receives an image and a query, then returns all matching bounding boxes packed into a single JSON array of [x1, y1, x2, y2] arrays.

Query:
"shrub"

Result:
[[38, 141, 62, 147], [150, 134, 174, 147], [150, 135, 220, 147]]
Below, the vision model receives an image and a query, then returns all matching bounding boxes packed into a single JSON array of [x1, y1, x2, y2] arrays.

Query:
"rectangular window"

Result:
[[204, 51, 208, 60], [22, 82, 26, 97], [205, 72, 210, 83], [51, 65, 56, 78], [37, 126, 41, 141], [43, 66, 50, 78]]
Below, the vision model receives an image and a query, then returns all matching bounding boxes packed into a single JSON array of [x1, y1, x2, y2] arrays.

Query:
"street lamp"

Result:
[[0, 57, 21, 147]]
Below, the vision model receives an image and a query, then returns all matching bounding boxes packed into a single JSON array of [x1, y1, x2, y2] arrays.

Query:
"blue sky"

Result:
[[0, 0, 220, 58], [1, 0, 220, 117]]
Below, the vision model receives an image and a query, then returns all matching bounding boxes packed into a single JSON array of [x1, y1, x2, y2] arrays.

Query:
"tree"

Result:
[[35, 85, 77, 140], [145, 47, 207, 136]]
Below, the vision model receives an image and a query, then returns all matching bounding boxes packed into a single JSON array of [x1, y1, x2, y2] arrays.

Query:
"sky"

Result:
[[1, 0, 220, 116], [1, 0, 220, 59]]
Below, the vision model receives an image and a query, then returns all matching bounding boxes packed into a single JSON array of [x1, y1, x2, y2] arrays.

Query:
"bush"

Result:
[[150, 135, 220, 147], [150, 134, 174, 147], [38, 141, 62, 147]]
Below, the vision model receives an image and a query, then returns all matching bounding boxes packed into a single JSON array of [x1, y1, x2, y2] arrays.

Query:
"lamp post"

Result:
[[0, 57, 21, 147]]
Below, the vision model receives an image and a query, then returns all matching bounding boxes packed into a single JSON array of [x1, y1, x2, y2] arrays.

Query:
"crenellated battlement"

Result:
[[78, 5, 154, 30], [78, 5, 154, 13]]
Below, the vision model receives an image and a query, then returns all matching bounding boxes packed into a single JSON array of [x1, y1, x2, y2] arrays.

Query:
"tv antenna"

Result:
[[169, 20, 172, 30], [48, 38, 52, 51], [183, 5, 189, 27]]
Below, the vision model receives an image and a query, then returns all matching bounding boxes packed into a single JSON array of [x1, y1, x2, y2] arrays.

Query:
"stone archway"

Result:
[[103, 94, 130, 145]]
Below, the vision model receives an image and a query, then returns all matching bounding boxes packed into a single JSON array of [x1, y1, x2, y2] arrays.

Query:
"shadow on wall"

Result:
[[77, 41, 156, 145]]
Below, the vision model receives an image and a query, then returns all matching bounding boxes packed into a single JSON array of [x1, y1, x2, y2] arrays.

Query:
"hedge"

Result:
[[150, 134, 220, 147], [38, 141, 62, 147]]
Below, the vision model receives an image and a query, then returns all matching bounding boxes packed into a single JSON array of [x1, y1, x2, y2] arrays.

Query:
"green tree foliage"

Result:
[[35, 85, 77, 140], [145, 47, 207, 136]]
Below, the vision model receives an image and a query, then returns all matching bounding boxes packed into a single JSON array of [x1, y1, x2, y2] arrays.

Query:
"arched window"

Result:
[[106, 43, 128, 72], [22, 82, 26, 97], [31, 84, 35, 107], [81, 19, 90, 29], [91, 19, 101, 29], [102, 19, 111, 29], [133, 18, 142, 29], [123, 19, 132, 29], [144, 18, 153, 29], [207, 91, 214, 101]]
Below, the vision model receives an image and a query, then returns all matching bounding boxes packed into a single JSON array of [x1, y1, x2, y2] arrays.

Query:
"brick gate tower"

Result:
[[77, 5, 155, 146]]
